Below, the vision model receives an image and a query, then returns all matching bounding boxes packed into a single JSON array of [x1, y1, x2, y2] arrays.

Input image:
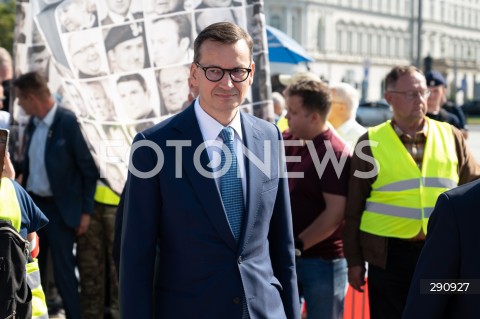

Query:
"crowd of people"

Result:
[[1, 19, 480, 319]]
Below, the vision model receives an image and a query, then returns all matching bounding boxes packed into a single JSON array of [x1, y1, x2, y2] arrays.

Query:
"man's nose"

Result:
[[218, 72, 234, 88]]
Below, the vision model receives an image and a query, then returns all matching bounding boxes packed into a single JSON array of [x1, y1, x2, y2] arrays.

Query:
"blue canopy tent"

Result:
[[266, 25, 314, 64]]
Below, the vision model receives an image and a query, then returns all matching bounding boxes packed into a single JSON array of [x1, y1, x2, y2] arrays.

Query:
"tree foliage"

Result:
[[0, 0, 16, 55]]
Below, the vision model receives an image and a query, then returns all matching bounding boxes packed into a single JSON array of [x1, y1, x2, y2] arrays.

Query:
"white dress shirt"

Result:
[[194, 99, 246, 204], [336, 118, 367, 152], [26, 104, 58, 196]]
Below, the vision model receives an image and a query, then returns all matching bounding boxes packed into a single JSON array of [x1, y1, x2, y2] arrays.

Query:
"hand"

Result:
[[1, 152, 15, 179], [76, 214, 90, 236], [348, 265, 366, 292]]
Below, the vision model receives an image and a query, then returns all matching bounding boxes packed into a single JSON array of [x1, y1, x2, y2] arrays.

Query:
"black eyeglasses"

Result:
[[388, 90, 431, 100], [195, 62, 252, 83]]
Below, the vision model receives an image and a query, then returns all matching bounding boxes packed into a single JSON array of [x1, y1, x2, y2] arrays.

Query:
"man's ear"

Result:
[[310, 110, 321, 124], [190, 63, 198, 83], [248, 61, 255, 85], [384, 91, 392, 105]]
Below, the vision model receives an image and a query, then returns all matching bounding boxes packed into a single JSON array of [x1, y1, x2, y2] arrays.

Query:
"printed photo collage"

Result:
[[14, 0, 271, 194]]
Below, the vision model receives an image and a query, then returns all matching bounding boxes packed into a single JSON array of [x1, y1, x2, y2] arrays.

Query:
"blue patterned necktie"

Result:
[[220, 127, 249, 318], [219, 127, 245, 241], [220, 126, 250, 319]]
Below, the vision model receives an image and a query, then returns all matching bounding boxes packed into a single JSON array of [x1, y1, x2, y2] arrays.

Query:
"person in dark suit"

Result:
[[402, 179, 480, 319], [120, 22, 300, 318], [13, 72, 99, 319]]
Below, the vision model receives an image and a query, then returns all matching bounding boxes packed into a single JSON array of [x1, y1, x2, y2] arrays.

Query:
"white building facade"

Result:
[[265, 0, 480, 102]]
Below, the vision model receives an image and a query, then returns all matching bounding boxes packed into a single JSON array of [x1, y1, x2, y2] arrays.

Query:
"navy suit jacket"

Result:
[[23, 106, 98, 228], [403, 179, 480, 319], [120, 105, 300, 319]]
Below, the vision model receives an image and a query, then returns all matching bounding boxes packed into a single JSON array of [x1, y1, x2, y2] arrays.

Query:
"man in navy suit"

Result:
[[120, 22, 300, 318], [402, 180, 480, 319], [14, 71, 98, 319]]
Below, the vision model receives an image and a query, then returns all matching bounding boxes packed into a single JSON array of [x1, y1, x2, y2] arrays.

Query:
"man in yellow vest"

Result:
[[76, 181, 119, 319], [343, 65, 480, 319], [0, 152, 49, 319]]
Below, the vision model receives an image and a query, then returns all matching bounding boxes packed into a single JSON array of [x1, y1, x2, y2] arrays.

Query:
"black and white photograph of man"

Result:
[[84, 80, 117, 121], [56, 0, 99, 33], [66, 29, 109, 78], [104, 22, 150, 73], [148, 0, 184, 15], [115, 72, 158, 121], [28, 45, 51, 80], [195, 7, 243, 33], [148, 15, 192, 67], [156, 64, 190, 115], [99, 0, 144, 25]]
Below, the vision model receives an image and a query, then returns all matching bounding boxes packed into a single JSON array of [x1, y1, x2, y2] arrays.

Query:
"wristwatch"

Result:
[[294, 237, 304, 257]]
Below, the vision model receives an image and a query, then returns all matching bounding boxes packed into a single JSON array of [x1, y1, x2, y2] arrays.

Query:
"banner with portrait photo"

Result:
[[13, 0, 272, 195]]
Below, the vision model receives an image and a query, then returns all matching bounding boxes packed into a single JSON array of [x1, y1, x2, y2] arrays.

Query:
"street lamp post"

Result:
[[416, 0, 423, 68]]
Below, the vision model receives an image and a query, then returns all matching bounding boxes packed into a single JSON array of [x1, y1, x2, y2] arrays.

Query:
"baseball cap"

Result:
[[105, 23, 144, 52], [278, 71, 322, 86], [425, 71, 446, 87]]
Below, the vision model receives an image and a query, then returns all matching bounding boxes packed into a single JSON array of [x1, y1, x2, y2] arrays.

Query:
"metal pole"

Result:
[[410, 0, 416, 64], [416, 0, 423, 68]]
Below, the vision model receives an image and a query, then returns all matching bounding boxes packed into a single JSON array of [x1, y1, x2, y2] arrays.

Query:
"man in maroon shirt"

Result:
[[283, 80, 351, 319]]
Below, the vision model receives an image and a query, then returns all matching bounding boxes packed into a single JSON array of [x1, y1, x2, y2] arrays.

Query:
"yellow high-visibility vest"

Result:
[[26, 259, 48, 319], [276, 117, 289, 133], [0, 178, 48, 319], [360, 119, 458, 238], [0, 177, 22, 230], [94, 182, 120, 206]]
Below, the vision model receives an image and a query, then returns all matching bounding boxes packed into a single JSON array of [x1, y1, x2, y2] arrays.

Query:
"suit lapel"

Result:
[[238, 113, 265, 251], [174, 106, 237, 252]]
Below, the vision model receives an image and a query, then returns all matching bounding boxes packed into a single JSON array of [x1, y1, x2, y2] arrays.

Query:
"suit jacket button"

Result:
[[237, 256, 243, 264], [232, 297, 241, 304]]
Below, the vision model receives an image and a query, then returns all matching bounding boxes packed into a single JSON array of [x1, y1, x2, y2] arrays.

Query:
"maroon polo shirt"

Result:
[[284, 129, 351, 259]]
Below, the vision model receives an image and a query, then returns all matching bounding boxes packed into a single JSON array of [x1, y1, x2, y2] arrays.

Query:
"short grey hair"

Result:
[[329, 82, 360, 118], [271, 91, 285, 109]]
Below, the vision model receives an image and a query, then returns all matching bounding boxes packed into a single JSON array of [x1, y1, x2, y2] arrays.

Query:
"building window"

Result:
[[395, 36, 400, 57], [429, 36, 435, 56], [336, 29, 342, 52], [367, 33, 372, 55], [317, 19, 325, 51], [358, 31, 364, 54], [440, 1, 445, 21], [291, 15, 298, 41], [386, 35, 391, 57], [270, 15, 282, 30], [405, 0, 411, 16], [347, 30, 352, 53], [404, 37, 409, 58]]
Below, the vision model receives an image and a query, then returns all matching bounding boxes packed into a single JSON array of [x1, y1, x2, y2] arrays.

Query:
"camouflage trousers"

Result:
[[77, 202, 119, 319]]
